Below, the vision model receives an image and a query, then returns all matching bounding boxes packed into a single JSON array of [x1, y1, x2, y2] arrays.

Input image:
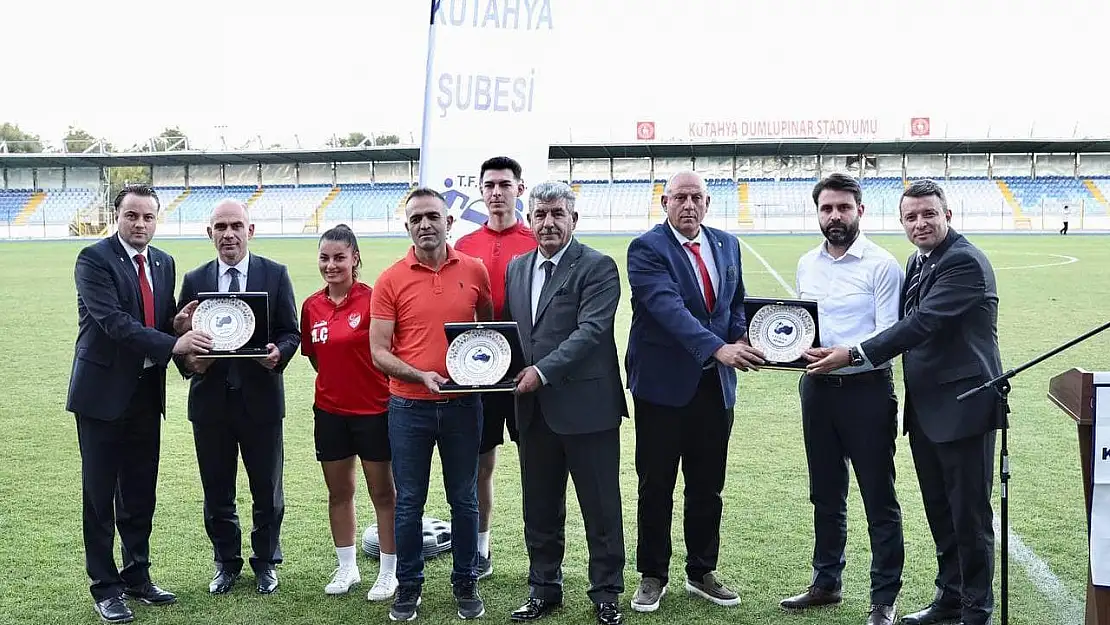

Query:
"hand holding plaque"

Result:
[[743, 297, 821, 370], [440, 322, 524, 393], [192, 292, 271, 358]]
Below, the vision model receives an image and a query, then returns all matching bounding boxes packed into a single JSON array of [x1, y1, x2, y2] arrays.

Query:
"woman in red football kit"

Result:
[[300, 224, 397, 600]]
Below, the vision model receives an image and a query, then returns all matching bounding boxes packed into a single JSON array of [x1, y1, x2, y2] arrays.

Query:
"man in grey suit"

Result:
[[807, 179, 1004, 625], [502, 181, 627, 625]]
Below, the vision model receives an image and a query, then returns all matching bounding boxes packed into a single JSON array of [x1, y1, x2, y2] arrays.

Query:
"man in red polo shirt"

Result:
[[453, 155, 537, 579], [370, 187, 493, 622]]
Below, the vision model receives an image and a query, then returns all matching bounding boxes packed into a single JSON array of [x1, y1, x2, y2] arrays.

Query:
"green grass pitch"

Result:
[[0, 232, 1107, 625]]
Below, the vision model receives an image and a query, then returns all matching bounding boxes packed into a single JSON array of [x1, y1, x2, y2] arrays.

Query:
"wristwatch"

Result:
[[848, 346, 864, 367]]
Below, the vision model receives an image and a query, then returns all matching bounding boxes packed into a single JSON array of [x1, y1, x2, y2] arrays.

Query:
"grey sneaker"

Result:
[[684, 572, 740, 606], [454, 579, 485, 619], [477, 553, 492, 580], [389, 585, 421, 621], [630, 577, 667, 612]]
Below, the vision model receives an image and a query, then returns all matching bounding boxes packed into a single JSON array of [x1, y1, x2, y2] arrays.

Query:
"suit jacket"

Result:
[[175, 254, 300, 423], [625, 222, 748, 409], [503, 239, 628, 436], [66, 236, 178, 421], [862, 229, 1005, 443]]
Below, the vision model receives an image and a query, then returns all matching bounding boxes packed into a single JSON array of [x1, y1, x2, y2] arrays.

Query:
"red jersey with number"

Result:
[[454, 220, 537, 319], [300, 281, 389, 416]]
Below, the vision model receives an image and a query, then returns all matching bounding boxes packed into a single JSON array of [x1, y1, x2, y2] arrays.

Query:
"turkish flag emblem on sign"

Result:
[[910, 117, 931, 136], [636, 121, 656, 140]]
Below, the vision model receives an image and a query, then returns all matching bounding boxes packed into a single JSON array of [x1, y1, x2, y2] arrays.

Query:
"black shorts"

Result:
[[478, 392, 518, 455], [313, 405, 391, 463]]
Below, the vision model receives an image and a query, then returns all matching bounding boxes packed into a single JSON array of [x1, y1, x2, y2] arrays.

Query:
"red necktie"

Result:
[[684, 242, 715, 313], [134, 254, 156, 328]]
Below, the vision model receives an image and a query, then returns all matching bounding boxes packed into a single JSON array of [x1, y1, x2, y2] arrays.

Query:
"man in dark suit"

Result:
[[67, 184, 213, 623], [501, 181, 627, 625], [625, 171, 764, 615], [807, 179, 1004, 625], [174, 199, 300, 596]]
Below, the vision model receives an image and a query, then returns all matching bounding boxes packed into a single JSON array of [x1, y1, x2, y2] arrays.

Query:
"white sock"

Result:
[[379, 552, 397, 574], [336, 545, 357, 570], [477, 531, 491, 558]]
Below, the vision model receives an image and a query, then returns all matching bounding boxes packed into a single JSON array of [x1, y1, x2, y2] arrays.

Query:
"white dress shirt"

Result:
[[668, 222, 719, 304], [795, 233, 904, 374], [529, 242, 572, 386], [118, 234, 156, 368], [218, 252, 251, 293]]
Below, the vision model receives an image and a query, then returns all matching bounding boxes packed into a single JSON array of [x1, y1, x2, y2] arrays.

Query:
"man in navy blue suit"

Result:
[[67, 184, 213, 623], [625, 171, 764, 615], [174, 199, 300, 597]]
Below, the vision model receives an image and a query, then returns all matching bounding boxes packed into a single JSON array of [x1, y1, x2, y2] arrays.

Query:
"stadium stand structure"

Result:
[[3, 138, 1110, 236]]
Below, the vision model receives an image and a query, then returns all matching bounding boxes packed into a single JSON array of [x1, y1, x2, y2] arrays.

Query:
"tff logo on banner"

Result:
[[441, 176, 525, 229]]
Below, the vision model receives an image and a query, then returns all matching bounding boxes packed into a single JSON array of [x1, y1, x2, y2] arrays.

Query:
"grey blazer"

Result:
[[503, 238, 628, 436]]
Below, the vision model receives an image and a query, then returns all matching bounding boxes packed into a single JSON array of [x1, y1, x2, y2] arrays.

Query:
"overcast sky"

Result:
[[3, 0, 1108, 150]]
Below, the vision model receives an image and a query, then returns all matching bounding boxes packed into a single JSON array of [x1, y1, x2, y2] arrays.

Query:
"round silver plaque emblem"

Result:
[[193, 298, 256, 351], [446, 329, 512, 386], [749, 304, 817, 363]]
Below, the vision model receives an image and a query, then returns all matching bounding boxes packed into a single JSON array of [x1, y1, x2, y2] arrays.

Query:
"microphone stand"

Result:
[[957, 319, 1110, 625]]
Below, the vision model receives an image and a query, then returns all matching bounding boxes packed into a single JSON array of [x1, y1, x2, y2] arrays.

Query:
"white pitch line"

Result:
[[993, 515, 1084, 625], [740, 236, 1084, 621], [737, 237, 797, 297], [992, 253, 1079, 271]]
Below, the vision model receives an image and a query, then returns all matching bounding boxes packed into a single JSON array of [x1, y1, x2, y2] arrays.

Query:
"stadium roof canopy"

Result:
[[2, 139, 1110, 169]]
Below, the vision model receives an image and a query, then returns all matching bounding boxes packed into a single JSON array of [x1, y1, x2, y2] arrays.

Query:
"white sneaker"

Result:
[[325, 566, 361, 595], [367, 568, 398, 601]]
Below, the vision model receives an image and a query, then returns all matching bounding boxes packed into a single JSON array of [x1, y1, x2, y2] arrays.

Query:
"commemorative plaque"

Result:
[[744, 297, 821, 370], [440, 322, 525, 393], [193, 291, 271, 358]]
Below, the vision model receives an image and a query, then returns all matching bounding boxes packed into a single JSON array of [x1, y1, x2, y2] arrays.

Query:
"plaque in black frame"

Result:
[[193, 291, 271, 358], [743, 297, 821, 370], [440, 322, 525, 393]]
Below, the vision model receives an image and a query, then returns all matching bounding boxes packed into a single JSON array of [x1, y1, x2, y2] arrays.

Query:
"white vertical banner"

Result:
[[419, 0, 555, 240], [1091, 386, 1110, 586]]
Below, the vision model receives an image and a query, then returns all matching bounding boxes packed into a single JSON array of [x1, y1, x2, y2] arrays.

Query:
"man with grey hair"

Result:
[[174, 198, 301, 596], [502, 181, 628, 625]]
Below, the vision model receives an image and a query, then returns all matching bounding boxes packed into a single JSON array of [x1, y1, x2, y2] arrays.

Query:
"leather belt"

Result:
[[810, 368, 892, 387]]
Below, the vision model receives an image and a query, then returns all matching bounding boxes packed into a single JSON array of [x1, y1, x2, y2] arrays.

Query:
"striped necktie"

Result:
[[904, 255, 924, 316]]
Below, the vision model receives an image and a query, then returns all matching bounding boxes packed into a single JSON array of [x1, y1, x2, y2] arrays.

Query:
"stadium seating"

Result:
[[7, 176, 1104, 230]]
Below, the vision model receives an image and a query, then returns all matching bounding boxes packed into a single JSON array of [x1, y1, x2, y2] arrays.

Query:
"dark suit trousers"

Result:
[[907, 404, 996, 625], [518, 400, 625, 604], [799, 370, 904, 605], [634, 367, 732, 584], [191, 388, 285, 574], [76, 371, 162, 601]]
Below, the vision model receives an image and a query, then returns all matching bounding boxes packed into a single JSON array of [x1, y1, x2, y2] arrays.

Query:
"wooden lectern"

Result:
[[1048, 367, 1110, 625]]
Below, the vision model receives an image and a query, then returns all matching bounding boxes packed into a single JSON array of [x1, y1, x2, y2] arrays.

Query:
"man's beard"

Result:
[[822, 219, 859, 246]]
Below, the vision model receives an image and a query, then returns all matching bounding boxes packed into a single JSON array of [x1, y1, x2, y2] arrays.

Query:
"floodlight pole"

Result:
[[958, 318, 1110, 625]]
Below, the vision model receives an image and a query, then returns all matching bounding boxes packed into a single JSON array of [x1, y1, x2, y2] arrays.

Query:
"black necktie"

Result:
[[904, 256, 923, 316], [228, 267, 241, 293], [541, 260, 555, 284], [226, 267, 242, 388]]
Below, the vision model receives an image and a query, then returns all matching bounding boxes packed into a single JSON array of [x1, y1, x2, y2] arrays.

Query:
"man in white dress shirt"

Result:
[[780, 174, 906, 625]]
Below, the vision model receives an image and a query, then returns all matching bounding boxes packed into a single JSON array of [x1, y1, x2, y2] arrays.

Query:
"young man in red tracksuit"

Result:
[[453, 156, 537, 579]]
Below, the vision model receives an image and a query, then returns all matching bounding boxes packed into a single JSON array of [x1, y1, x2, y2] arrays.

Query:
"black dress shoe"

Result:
[[209, 569, 240, 594], [510, 597, 562, 621], [867, 604, 896, 625], [595, 601, 623, 625], [123, 582, 177, 605], [94, 596, 134, 624], [256, 567, 279, 594], [899, 602, 962, 625], [780, 585, 843, 610]]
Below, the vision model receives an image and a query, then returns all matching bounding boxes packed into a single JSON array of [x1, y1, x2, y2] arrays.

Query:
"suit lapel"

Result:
[[703, 227, 727, 316], [918, 230, 959, 296], [149, 248, 168, 326], [534, 240, 580, 326], [517, 250, 537, 338], [245, 254, 263, 292], [109, 236, 142, 304]]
